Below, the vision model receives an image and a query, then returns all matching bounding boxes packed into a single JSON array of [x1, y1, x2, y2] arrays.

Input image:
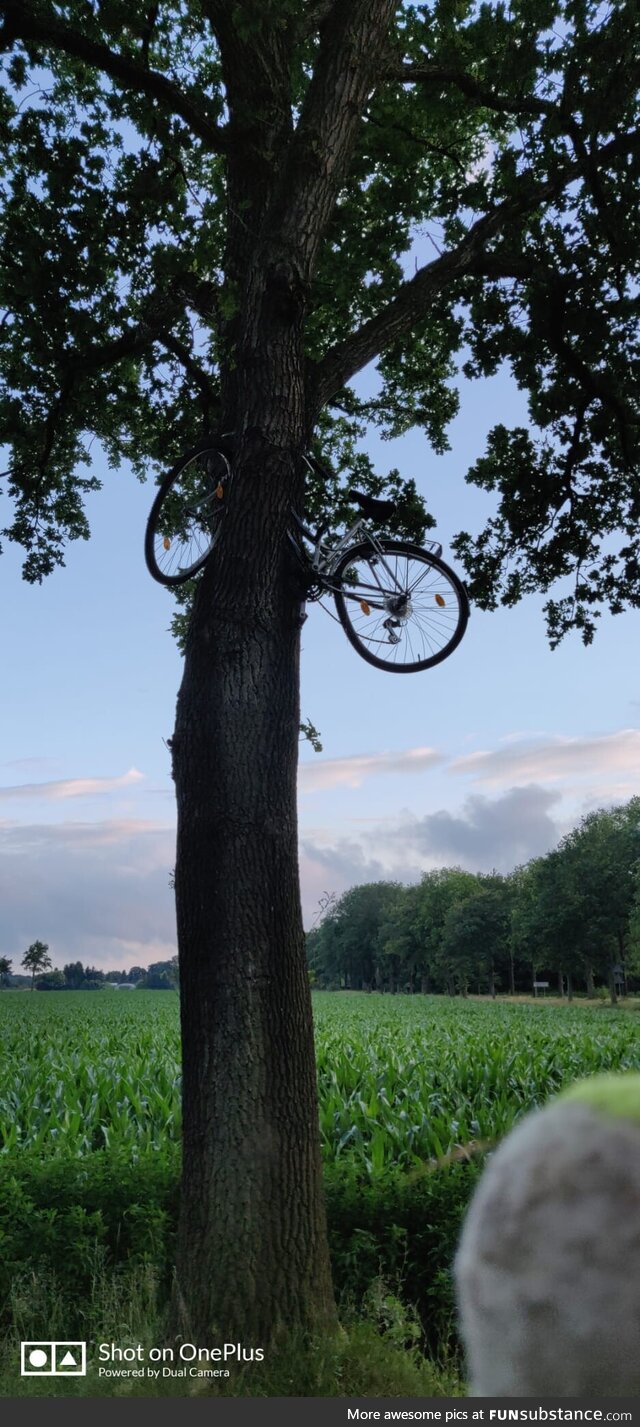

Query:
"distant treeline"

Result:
[[4, 959, 178, 991], [306, 798, 640, 1003]]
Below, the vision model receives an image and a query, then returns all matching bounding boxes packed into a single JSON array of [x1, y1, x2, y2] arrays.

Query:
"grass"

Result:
[[0, 1260, 464, 1398]]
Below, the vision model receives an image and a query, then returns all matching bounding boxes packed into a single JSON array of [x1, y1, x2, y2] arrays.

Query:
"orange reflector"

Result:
[[163, 537, 171, 550], [215, 483, 224, 499], [360, 601, 371, 615], [435, 594, 446, 607]]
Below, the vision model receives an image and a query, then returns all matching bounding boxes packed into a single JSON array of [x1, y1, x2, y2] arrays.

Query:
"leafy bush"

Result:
[[0, 1147, 480, 1355], [0, 1149, 180, 1330]]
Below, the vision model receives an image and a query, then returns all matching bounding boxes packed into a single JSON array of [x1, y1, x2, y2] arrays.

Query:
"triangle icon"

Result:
[[60, 1352, 77, 1367]]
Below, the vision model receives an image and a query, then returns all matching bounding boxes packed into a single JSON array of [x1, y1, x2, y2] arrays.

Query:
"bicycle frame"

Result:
[[289, 510, 439, 605], [290, 510, 368, 577]]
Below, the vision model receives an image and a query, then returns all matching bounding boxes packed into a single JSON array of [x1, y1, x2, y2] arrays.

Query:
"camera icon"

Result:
[[21, 1341, 87, 1376]]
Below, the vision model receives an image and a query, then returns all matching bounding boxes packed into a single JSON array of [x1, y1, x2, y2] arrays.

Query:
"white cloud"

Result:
[[299, 746, 441, 793], [0, 767, 144, 802], [450, 730, 640, 789]]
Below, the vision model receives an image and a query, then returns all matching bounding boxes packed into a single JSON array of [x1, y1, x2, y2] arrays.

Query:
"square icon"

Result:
[[21, 1341, 87, 1376]]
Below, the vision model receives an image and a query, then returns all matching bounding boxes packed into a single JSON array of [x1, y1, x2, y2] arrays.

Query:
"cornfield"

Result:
[[1, 990, 639, 1175]]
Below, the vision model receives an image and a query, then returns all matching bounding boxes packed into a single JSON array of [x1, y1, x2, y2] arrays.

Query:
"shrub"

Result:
[[0, 1147, 480, 1355]]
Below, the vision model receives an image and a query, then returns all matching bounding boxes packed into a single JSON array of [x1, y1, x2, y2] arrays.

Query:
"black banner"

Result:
[[3, 1398, 639, 1425]]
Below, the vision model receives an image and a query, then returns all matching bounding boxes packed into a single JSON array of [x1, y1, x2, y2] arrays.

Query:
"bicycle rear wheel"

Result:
[[333, 539, 469, 672], [144, 444, 231, 587]]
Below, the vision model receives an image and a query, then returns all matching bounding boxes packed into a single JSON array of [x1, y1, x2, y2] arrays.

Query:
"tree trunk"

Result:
[[585, 966, 595, 998], [166, 0, 402, 1347], [557, 971, 564, 998], [608, 963, 618, 1007], [509, 948, 515, 996], [171, 359, 336, 1342], [566, 971, 573, 1002], [617, 930, 627, 996]]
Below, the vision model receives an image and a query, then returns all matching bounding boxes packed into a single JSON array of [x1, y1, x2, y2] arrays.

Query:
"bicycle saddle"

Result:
[[347, 488, 397, 520]]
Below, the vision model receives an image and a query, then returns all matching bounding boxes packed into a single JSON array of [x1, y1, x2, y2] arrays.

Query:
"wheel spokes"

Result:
[[151, 450, 228, 581], [342, 549, 461, 667]]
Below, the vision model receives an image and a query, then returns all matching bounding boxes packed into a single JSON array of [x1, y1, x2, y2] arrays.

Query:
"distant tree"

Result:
[[441, 877, 512, 997], [509, 801, 640, 1001], [379, 883, 425, 992], [311, 882, 404, 991], [84, 965, 105, 983], [36, 969, 66, 990], [137, 969, 175, 990], [559, 801, 640, 1002], [627, 868, 640, 986], [22, 941, 52, 991], [0, 956, 12, 987], [135, 958, 180, 988], [413, 869, 481, 995], [63, 960, 86, 989]]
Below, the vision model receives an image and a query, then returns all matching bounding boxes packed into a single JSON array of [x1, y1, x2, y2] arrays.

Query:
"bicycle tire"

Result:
[[332, 538, 469, 672], [144, 443, 231, 587]]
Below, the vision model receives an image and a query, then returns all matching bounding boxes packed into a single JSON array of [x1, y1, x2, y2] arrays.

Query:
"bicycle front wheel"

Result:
[[333, 539, 469, 673], [144, 444, 231, 587]]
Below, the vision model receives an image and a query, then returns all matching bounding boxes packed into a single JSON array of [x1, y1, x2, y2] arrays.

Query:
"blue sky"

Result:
[[1, 364, 639, 970]]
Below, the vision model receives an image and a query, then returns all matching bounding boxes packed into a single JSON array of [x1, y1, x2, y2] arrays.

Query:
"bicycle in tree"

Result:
[[144, 441, 469, 673]]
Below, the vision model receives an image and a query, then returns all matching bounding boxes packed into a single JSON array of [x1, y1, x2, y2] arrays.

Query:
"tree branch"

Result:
[[158, 330, 218, 411], [61, 325, 158, 376], [384, 63, 569, 127], [0, 0, 230, 153], [267, 0, 397, 272], [310, 128, 640, 409]]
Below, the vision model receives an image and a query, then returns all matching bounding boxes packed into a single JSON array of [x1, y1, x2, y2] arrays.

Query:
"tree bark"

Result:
[[171, 311, 336, 1342]]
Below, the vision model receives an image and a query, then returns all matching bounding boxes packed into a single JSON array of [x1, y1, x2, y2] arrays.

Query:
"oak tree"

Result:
[[21, 939, 51, 990], [1, 0, 639, 1344]]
